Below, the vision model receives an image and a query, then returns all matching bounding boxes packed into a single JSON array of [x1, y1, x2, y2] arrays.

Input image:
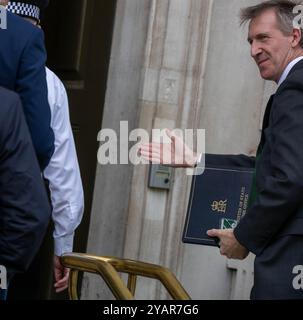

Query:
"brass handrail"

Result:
[[61, 253, 191, 300]]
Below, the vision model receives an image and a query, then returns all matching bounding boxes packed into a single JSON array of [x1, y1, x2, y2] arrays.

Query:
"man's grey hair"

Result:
[[240, 0, 303, 48]]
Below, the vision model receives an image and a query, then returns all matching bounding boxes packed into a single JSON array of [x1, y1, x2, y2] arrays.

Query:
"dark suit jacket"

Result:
[[0, 9, 54, 170], [234, 60, 303, 256], [0, 87, 51, 278]]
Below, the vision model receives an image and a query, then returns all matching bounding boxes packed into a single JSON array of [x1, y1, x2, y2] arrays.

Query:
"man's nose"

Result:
[[251, 42, 262, 58]]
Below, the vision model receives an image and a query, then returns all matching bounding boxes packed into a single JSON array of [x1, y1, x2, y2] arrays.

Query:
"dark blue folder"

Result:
[[182, 159, 254, 247]]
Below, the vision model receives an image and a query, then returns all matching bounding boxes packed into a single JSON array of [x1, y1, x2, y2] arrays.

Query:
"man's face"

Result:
[[248, 9, 294, 82], [0, 1, 8, 6]]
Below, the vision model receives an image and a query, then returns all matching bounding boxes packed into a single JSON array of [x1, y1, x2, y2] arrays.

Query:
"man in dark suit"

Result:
[[141, 0, 303, 299], [0, 87, 51, 299], [0, 0, 54, 170], [207, 0, 303, 299]]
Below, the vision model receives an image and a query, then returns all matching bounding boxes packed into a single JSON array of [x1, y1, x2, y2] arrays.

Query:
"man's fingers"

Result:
[[139, 145, 162, 159], [54, 280, 68, 291], [140, 149, 161, 157], [54, 268, 62, 282], [207, 229, 222, 238], [54, 271, 69, 285], [54, 278, 67, 287], [54, 268, 70, 293], [140, 143, 161, 152], [140, 153, 161, 164], [220, 250, 231, 259], [55, 285, 68, 293]]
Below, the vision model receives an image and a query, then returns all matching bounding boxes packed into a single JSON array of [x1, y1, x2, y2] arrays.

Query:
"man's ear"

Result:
[[292, 28, 302, 48]]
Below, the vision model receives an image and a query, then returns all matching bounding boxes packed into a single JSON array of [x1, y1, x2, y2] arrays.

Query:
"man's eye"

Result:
[[260, 36, 269, 41]]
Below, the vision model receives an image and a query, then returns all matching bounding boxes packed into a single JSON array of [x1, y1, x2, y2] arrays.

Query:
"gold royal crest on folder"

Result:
[[211, 200, 227, 214]]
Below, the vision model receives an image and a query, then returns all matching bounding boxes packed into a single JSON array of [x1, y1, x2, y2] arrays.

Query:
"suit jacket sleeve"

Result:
[[16, 27, 54, 170], [0, 91, 51, 278], [234, 77, 303, 256], [205, 154, 255, 169]]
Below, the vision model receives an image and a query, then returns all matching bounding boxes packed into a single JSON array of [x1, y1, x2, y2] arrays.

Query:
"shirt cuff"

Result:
[[54, 233, 74, 256]]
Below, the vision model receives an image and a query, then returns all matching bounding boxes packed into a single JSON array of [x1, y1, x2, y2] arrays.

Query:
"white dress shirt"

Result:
[[44, 68, 84, 256]]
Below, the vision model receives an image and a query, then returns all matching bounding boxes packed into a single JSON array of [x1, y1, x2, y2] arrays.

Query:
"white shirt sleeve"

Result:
[[44, 68, 84, 256]]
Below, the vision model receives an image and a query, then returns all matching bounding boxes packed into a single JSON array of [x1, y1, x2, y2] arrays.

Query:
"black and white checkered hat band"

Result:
[[7, 2, 40, 21]]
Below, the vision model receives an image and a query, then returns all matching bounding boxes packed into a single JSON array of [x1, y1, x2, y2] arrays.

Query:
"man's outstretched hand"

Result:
[[139, 129, 199, 168], [207, 229, 249, 260]]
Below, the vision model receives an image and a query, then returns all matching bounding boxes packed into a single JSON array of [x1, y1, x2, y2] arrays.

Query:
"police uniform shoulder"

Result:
[[7, 9, 39, 35]]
